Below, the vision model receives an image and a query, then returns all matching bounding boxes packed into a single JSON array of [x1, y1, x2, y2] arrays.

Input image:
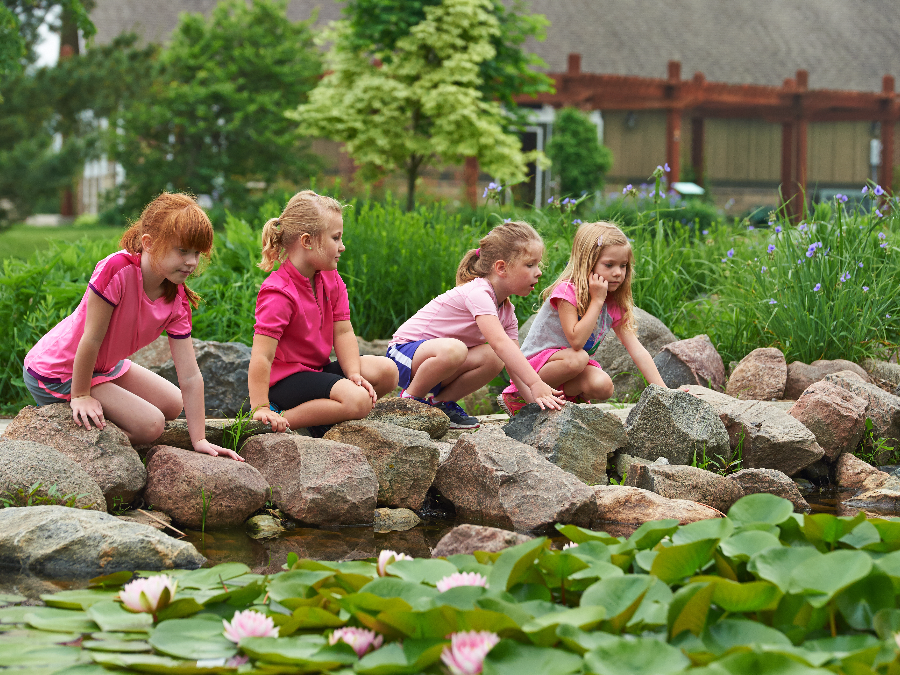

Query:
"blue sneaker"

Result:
[[400, 390, 433, 406], [431, 399, 480, 429]]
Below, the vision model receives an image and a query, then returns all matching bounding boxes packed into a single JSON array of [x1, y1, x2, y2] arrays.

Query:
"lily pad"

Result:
[[584, 635, 690, 675], [88, 600, 154, 632], [147, 615, 237, 661], [484, 639, 583, 675], [239, 635, 357, 668]]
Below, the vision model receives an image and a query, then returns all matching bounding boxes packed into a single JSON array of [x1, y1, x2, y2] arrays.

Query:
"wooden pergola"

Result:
[[510, 54, 899, 220]]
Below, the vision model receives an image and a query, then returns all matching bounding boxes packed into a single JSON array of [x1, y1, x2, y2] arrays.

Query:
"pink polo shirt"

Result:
[[25, 250, 193, 384], [391, 277, 518, 348], [253, 260, 351, 385]]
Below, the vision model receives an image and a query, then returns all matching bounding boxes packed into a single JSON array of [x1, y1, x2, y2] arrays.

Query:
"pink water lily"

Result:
[[377, 549, 412, 577], [436, 572, 489, 592], [441, 631, 500, 675], [562, 542, 579, 550], [222, 609, 279, 643], [119, 575, 176, 617], [329, 627, 384, 657]]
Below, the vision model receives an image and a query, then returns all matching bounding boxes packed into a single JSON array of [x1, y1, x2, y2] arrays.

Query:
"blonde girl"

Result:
[[24, 193, 242, 460], [498, 221, 665, 416], [247, 190, 398, 436], [386, 221, 564, 429]]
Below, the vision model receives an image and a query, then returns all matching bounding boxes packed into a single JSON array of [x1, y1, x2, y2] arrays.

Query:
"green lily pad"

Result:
[[484, 639, 583, 675], [488, 537, 548, 591], [672, 518, 733, 545], [354, 638, 446, 675], [148, 615, 237, 661], [88, 570, 135, 588], [41, 589, 119, 610], [627, 519, 680, 549], [568, 561, 624, 581], [387, 558, 458, 585], [688, 650, 834, 674], [719, 530, 782, 562], [88, 600, 154, 632], [522, 605, 606, 646], [177, 563, 252, 590], [91, 652, 236, 674], [82, 638, 153, 652], [0, 643, 86, 667], [239, 635, 357, 667], [728, 494, 795, 526], [747, 546, 822, 593], [651, 538, 718, 584], [580, 575, 653, 632], [25, 608, 99, 633], [555, 524, 621, 545], [584, 635, 690, 675], [788, 550, 873, 606], [0, 593, 26, 605], [702, 619, 792, 655]]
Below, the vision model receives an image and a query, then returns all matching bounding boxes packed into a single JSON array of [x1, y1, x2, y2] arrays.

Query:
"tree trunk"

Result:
[[59, 8, 80, 217], [405, 155, 423, 212]]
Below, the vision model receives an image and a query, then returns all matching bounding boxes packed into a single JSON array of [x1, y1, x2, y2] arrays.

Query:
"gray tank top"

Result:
[[520, 283, 615, 358]]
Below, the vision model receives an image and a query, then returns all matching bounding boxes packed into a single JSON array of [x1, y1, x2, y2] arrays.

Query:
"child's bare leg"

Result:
[[406, 338, 468, 398], [281, 379, 373, 428], [434, 343, 504, 402], [91, 366, 182, 444], [359, 355, 399, 397], [563, 366, 614, 401], [534, 349, 590, 390]]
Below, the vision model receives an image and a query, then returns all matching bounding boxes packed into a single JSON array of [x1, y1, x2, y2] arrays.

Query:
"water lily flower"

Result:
[[813, 283, 821, 291], [767, 244, 776, 253], [329, 627, 383, 657], [223, 610, 279, 643], [562, 542, 579, 550], [441, 631, 500, 675], [377, 550, 412, 577], [119, 575, 176, 617], [436, 572, 489, 592]]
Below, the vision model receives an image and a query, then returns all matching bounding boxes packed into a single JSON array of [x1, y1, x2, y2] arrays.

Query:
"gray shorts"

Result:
[[23, 360, 128, 406]]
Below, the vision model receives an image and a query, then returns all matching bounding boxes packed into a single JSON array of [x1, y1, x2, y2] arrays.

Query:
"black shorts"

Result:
[[268, 361, 346, 412]]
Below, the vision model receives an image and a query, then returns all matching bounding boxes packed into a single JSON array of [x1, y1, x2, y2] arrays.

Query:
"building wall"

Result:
[[603, 110, 667, 181]]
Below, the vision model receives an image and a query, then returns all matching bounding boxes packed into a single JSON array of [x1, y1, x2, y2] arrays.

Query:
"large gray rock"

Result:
[[374, 508, 421, 533], [434, 426, 596, 532], [834, 452, 892, 491], [0, 506, 205, 577], [242, 433, 377, 526], [653, 334, 726, 391], [593, 485, 722, 532], [366, 397, 450, 440], [594, 307, 677, 398], [502, 403, 624, 485], [144, 446, 269, 529], [3, 404, 146, 510], [623, 384, 731, 466], [862, 359, 900, 389], [324, 420, 439, 509], [787, 380, 867, 461], [625, 463, 744, 513], [684, 386, 824, 476], [728, 468, 809, 511], [0, 439, 106, 512], [784, 359, 871, 400], [155, 339, 251, 418], [726, 348, 787, 400], [138, 418, 293, 454], [823, 373, 900, 452], [431, 524, 532, 557]]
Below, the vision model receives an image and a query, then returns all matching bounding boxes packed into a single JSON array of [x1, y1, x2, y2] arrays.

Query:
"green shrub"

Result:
[[545, 107, 613, 198]]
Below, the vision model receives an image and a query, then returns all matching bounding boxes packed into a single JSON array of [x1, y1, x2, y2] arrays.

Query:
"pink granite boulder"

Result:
[[726, 347, 787, 400], [788, 380, 867, 461]]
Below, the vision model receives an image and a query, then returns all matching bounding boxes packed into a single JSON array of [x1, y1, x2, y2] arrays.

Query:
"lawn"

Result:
[[0, 222, 122, 261]]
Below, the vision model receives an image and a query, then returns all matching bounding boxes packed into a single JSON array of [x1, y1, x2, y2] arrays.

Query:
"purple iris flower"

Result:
[[767, 244, 776, 253], [727, 248, 734, 258], [862, 186, 869, 195], [572, 219, 583, 225], [774, 226, 782, 234], [813, 283, 821, 291], [748, 225, 755, 230], [664, 162, 671, 172], [879, 232, 887, 240], [768, 299, 777, 305], [702, 229, 709, 235], [863, 286, 869, 292], [839, 272, 850, 283], [761, 266, 767, 273], [623, 184, 632, 194], [876, 209, 884, 218], [875, 185, 884, 196]]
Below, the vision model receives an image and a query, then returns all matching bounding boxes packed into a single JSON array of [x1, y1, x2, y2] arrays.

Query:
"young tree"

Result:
[[113, 0, 322, 215], [293, 0, 552, 211], [546, 108, 614, 198]]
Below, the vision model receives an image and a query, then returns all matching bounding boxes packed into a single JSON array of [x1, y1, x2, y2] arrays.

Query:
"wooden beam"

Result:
[[464, 157, 478, 208], [881, 75, 896, 192], [666, 61, 682, 183], [781, 121, 794, 218], [691, 116, 705, 186]]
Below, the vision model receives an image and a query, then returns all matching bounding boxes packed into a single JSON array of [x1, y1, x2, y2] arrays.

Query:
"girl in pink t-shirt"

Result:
[[499, 221, 666, 417], [247, 191, 398, 436], [23, 193, 243, 460], [387, 221, 565, 429]]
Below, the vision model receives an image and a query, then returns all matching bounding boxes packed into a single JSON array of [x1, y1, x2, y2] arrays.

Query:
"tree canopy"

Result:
[[294, 0, 553, 211]]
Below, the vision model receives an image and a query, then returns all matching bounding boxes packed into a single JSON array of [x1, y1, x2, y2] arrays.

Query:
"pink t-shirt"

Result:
[[549, 281, 623, 326], [254, 260, 351, 385], [391, 278, 518, 348], [25, 250, 192, 383]]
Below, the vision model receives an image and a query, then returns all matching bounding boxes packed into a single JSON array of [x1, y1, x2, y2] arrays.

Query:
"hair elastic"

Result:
[[597, 235, 604, 247], [475, 248, 481, 257]]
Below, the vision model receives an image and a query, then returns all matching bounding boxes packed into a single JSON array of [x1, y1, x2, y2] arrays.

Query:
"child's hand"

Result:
[[193, 438, 245, 462], [528, 381, 566, 410], [348, 374, 377, 404], [70, 395, 106, 431], [588, 272, 608, 303], [253, 407, 290, 433]]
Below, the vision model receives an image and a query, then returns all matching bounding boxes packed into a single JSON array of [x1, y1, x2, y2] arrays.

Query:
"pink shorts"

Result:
[[502, 349, 602, 395]]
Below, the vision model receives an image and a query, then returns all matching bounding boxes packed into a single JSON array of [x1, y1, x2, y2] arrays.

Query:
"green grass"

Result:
[[0, 222, 122, 261]]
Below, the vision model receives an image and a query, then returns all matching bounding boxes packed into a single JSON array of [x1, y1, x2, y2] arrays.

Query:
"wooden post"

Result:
[[780, 121, 794, 217], [881, 75, 895, 193], [464, 157, 479, 208], [567, 53, 581, 75], [691, 117, 704, 186], [794, 70, 809, 219], [666, 61, 682, 183]]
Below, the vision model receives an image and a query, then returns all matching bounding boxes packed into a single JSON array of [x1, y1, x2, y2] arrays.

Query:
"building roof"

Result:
[[90, 0, 900, 93]]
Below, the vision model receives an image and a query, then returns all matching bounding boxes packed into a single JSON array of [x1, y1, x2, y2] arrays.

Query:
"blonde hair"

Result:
[[456, 220, 543, 286], [120, 192, 213, 309], [542, 221, 636, 331], [258, 190, 344, 272]]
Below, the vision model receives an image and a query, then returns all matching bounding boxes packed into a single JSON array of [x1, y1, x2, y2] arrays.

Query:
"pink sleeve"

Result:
[[254, 287, 293, 341], [331, 273, 351, 322], [548, 281, 577, 310], [606, 299, 624, 327], [88, 254, 129, 307], [462, 284, 499, 319], [501, 302, 518, 342], [165, 290, 193, 339]]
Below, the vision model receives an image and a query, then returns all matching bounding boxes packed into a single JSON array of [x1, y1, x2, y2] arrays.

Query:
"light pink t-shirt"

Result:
[[254, 260, 351, 385], [391, 278, 518, 348], [25, 250, 192, 383]]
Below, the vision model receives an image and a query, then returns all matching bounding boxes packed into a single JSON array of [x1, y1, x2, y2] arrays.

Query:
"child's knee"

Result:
[[586, 372, 614, 400], [558, 349, 589, 374], [161, 398, 183, 421], [485, 349, 504, 374], [445, 340, 469, 366], [130, 411, 166, 444], [371, 357, 399, 392], [344, 387, 374, 420]]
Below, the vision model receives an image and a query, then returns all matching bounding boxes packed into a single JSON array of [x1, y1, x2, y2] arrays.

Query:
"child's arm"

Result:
[[613, 324, 666, 387], [169, 337, 244, 461], [70, 292, 115, 430], [333, 320, 376, 403], [247, 334, 290, 431], [557, 274, 607, 350], [475, 314, 564, 409]]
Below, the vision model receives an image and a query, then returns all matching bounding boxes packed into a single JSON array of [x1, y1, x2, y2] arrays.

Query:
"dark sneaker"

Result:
[[432, 399, 480, 429], [497, 392, 527, 417], [400, 390, 433, 406], [307, 423, 334, 438]]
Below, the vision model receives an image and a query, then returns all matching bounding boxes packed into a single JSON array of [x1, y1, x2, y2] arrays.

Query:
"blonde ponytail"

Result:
[[257, 190, 344, 272], [456, 221, 543, 286]]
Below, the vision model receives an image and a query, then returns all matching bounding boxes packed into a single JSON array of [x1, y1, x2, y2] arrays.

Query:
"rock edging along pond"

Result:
[[5, 494, 900, 674]]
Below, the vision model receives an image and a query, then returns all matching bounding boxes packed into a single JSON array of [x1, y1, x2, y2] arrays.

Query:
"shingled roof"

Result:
[[91, 0, 900, 93]]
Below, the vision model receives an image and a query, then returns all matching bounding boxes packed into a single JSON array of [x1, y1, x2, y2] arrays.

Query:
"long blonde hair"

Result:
[[258, 190, 344, 272], [120, 192, 213, 309], [542, 221, 636, 331], [456, 220, 543, 286]]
